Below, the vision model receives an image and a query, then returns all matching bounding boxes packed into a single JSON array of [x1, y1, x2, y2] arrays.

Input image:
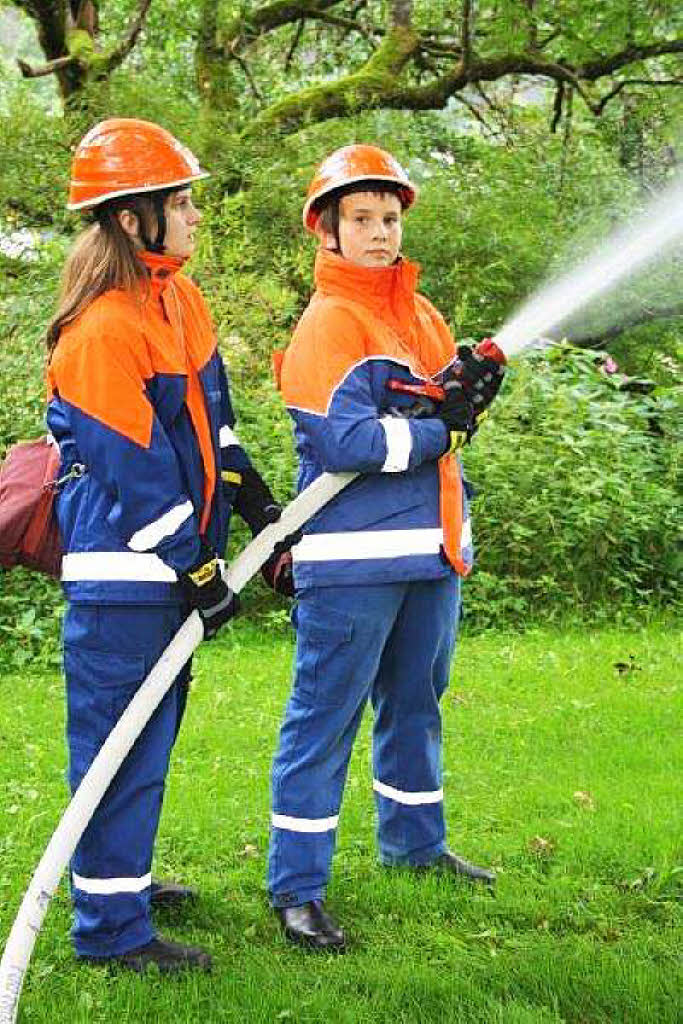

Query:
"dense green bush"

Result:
[[462, 346, 681, 625]]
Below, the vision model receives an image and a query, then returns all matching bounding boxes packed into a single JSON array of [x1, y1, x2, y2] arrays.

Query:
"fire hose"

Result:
[[0, 470, 357, 1024]]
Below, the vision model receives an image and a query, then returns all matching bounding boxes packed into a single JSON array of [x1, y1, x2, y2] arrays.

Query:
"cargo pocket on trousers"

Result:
[[294, 613, 354, 708], [64, 645, 146, 756]]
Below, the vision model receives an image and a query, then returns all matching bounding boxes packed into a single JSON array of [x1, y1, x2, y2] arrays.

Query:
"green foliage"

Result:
[[462, 346, 682, 626], [0, 242, 65, 456], [0, 85, 72, 227], [0, 569, 62, 671]]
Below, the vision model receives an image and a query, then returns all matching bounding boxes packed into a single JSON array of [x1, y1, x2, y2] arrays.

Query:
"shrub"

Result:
[[461, 345, 681, 626]]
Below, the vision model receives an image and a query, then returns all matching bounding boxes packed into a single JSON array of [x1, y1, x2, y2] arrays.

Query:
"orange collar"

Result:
[[137, 251, 186, 299], [314, 248, 420, 314]]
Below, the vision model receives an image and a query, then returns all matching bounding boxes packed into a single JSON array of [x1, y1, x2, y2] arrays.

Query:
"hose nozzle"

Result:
[[475, 338, 507, 365]]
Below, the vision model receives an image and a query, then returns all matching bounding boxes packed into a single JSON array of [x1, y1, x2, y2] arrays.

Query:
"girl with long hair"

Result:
[[47, 118, 288, 971]]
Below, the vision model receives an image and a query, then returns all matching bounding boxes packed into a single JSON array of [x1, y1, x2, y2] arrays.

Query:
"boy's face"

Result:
[[337, 191, 402, 268]]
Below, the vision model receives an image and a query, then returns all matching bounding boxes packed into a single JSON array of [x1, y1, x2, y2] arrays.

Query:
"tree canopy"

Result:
[[10, 0, 683, 132], [2, 0, 683, 353]]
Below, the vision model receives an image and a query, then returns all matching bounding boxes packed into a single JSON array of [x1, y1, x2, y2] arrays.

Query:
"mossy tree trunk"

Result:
[[11, 0, 151, 111]]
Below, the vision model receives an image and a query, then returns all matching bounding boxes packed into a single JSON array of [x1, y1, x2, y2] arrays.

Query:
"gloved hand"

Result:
[[436, 380, 476, 451], [452, 342, 506, 414], [262, 549, 295, 597], [259, 505, 301, 598], [233, 465, 281, 536], [179, 540, 238, 640]]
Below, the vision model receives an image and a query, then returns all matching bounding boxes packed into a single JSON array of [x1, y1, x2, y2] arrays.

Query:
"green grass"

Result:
[[0, 618, 681, 1023]]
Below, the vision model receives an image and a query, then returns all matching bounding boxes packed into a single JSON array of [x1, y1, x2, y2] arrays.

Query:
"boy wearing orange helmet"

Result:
[[268, 145, 505, 950], [48, 119, 290, 972]]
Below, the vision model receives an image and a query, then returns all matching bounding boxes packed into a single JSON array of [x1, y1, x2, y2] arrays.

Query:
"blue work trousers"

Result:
[[268, 575, 460, 907], [63, 603, 190, 957]]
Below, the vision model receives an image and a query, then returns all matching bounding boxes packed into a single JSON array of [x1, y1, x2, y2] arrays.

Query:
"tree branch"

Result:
[[241, 20, 419, 136], [102, 0, 152, 75], [594, 76, 683, 114], [567, 302, 683, 348], [12, 0, 68, 64], [451, 92, 495, 135], [461, 0, 472, 71], [284, 18, 305, 71], [390, 0, 413, 30], [229, 44, 262, 101], [308, 10, 378, 45], [17, 53, 77, 78], [15, 0, 152, 91], [221, 0, 348, 56], [550, 80, 564, 132], [577, 39, 683, 81]]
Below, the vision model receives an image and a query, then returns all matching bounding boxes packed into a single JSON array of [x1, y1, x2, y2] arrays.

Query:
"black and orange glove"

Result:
[[452, 341, 506, 414]]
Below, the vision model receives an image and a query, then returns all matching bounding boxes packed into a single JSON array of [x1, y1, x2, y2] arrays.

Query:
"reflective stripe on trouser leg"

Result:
[[268, 584, 407, 907], [64, 602, 190, 957], [371, 574, 460, 865]]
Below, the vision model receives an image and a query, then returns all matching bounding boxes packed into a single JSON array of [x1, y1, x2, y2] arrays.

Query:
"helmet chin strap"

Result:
[[141, 191, 169, 253]]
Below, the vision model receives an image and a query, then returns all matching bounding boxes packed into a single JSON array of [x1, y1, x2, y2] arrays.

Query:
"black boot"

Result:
[[150, 878, 198, 908], [80, 936, 212, 973], [415, 850, 496, 886], [276, 900, 346, 952]]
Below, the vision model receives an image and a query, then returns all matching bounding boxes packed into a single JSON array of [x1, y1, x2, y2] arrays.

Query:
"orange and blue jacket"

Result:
[[47, 252, 251, 605], [278, 247, 473, 588]]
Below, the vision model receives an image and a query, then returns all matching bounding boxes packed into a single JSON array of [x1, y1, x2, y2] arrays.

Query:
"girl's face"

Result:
[[162, 188, 202, 258], [337, 191, 402, 267]]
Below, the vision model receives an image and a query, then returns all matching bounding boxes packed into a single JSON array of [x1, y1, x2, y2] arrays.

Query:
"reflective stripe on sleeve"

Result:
[[379, 416, 412, 473], [292, 528, 443, 563], [373, 779, 443, 805], [271, 813, 339, 833], [72, 871, 152, 895], [461, 518, 472, 549], [219, 425, 240, 448], [61, 552, 177, 582], [127, 500, 194, 552]]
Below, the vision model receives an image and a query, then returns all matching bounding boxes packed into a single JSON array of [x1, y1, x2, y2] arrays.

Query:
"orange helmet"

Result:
[[67, 118, 209, 211], [303, 144, 416, 232]]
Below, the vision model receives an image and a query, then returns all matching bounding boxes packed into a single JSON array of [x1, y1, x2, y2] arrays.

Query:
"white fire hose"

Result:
[[0, 471, 357, 1024]]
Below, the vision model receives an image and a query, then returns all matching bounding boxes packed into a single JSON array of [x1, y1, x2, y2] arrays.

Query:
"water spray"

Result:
[[491, 175, 683, 362]]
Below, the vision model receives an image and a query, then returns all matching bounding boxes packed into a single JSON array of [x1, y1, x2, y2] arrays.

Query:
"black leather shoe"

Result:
[[416, 850, 496, 886], [276, 900, 346, 952], [80, 936, 212, 973], [150, 878, 198, 907]]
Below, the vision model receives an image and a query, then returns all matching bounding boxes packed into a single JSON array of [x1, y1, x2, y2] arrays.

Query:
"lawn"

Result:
[[0, 617, 680, 1023]]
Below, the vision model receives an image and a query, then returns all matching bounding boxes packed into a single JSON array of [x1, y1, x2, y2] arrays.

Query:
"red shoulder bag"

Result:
[[0, 438, 64, 578]]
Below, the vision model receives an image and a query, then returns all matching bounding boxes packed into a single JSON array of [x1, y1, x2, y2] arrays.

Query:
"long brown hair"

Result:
[[46, 196, 161, 353]]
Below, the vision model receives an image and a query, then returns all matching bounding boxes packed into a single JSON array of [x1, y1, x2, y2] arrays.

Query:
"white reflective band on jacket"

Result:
[[219, 425, 240, 448], [271, 813, 339, 833], [71, 871, 152, 895], [292, 527, 444, 562], [62, 552, 177, 582], [373, 780, 443, 805], [127, 500, 194, 552], [379, 417, 412, 472]]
